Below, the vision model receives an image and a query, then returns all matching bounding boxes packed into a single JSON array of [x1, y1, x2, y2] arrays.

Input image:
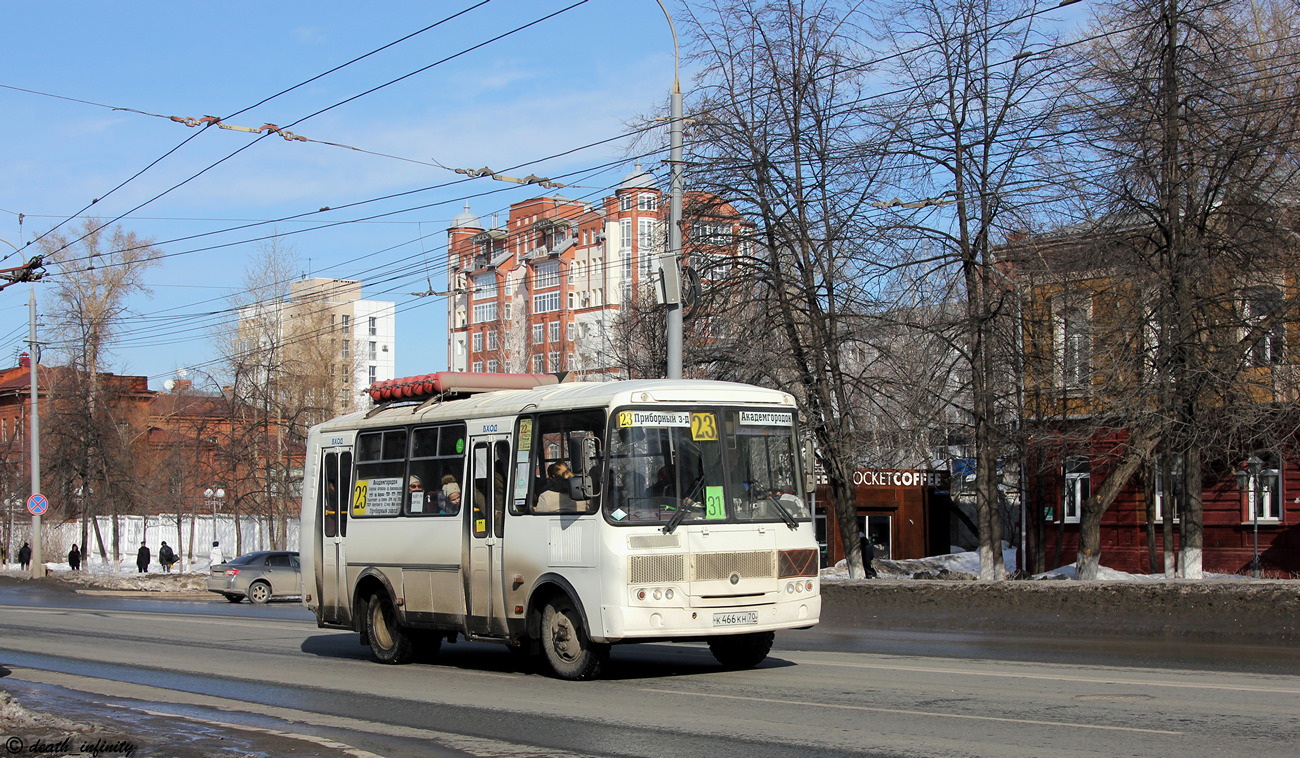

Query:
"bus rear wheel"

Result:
[[367, 593, 415, 664], [708, 631, 774, 670], [541, 596, 608, 680]]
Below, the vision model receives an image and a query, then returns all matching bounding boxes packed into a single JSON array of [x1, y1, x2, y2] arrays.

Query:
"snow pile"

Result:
[[1033, 564, 1162, 581], [0, 563, 208, 592], [0, 691, 102, 733], [822, 546, 1257, 581], [1034, 564, 1254, 581], [822, 544, 1018, 580]]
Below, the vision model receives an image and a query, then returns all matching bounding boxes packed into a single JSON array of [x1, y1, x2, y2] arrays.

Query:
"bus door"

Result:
[[318, 447, 352, 625], [465, 433, 511, 636]]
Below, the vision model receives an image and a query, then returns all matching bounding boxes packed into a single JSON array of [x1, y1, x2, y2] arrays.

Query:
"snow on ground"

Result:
[[821, 544, 1018, 580], [0, 561, 208, 592], [820, 544, 1255, 581]]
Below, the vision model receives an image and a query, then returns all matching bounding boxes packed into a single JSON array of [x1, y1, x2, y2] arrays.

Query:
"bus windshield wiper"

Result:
[[765, 497, 799, 530], [662, 502, 691, 534]]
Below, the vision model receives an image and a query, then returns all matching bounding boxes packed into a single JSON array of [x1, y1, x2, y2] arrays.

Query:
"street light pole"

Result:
[[1235, 455, 1262, 579], [2, 233, 43, 578], [28, 288, 43, 577], [656, 0, 685, 379], [205, 487, 225, 548], [1249, 456, 1261, 579]]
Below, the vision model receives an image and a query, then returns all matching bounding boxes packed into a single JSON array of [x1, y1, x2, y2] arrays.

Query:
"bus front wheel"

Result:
[[707, 631, 774, 670], [541, 596, 608, 680], [367, 593, 415, 665]]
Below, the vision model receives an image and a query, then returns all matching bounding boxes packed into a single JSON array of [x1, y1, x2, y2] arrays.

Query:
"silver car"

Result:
[[207, 550, 301, 604]]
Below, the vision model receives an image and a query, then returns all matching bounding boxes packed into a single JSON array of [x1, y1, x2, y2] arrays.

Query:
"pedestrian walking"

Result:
[[158, 541, 176, 573], [209, 541, 224, 567], [136, 541, 151, 573], [18, 542, 31, 570], [68, 543, 81, 571]]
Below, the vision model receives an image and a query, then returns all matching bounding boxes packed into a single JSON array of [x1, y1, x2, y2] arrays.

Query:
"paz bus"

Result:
[[299, 372, 821, 680]]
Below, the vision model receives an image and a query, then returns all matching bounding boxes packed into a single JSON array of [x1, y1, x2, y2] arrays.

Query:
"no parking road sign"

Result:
[[26, 494, 49, 516]]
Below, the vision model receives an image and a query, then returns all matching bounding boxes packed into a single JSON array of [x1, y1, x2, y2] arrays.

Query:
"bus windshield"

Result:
[[604, 407, 808, 526]]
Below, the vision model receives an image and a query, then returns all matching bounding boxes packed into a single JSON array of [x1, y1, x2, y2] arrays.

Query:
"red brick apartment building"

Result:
[[0, 362, 299, 551], [445, 165, 748, 377]]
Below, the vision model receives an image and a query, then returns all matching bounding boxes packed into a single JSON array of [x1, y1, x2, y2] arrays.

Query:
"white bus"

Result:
[[300, 373, 820, 680]]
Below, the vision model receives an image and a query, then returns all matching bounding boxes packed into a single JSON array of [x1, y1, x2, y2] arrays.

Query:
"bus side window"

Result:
[[531, 409, 605, 514], [493, 440, 509, 536], [409, 424, 465, 516], [471, 443, 490, 538], [322, 452, 339, 538], [339, 451, 351, 537]]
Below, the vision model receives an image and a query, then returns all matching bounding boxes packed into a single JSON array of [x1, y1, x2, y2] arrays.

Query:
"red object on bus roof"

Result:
[[365, 372, 560, 403]]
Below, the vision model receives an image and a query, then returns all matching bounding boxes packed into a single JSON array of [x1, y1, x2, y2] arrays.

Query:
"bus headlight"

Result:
[[636, 587, 678, 603]]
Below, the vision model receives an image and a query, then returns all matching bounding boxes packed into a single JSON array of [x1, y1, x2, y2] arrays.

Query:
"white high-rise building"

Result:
[[287, 278, 396, 411]]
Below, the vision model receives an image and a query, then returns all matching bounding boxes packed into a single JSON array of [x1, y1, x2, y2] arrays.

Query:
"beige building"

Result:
[[239, 278, 396, 414]]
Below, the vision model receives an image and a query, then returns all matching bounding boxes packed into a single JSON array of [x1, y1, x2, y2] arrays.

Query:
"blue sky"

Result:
[[0, 0, 681, 387]]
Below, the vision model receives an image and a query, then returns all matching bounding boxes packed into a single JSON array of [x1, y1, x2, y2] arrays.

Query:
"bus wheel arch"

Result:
[[352, 570, 400, 636], [528, 577, 608, 680], [525, 575, 596, 641]]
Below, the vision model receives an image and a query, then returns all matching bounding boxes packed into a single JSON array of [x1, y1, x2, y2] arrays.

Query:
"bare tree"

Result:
[[38, 219, 160, 562], [1046, 0, 1300, 577], [215, 239, 344, 551], [871, 0, 1068, 578], [604, 286, 668, 379], [683, 0, 890, 578]]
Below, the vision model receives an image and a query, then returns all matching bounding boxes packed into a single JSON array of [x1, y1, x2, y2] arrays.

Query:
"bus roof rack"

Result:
[[365, 371, 570, 406]]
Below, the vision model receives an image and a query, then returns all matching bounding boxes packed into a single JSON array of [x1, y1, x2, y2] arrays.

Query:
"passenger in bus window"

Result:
[[535, 462, 575, 512], [440, 475, 461, 514], [408, 475, 426, 513], [647, 464, 677, 498]]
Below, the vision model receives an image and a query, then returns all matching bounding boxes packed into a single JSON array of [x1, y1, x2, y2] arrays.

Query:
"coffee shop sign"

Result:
[[854, 470, 945, 488]]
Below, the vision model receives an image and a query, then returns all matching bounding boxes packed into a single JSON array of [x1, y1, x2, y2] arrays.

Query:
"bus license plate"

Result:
[[712, 611, 758, 627]]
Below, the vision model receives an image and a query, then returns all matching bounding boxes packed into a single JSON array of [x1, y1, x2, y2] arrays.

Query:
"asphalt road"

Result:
[[0, 582, 1297, 758]]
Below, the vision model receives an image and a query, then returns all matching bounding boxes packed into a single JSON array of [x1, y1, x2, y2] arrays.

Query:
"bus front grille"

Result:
[[692, 551, 776, 581], [629, 553, 687, 583]]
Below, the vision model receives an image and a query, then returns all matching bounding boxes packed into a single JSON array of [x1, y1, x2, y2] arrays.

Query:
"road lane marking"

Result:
[[0, 604, 312, 631], [641, 688, 1183, 734], [781, 656, 1300, 695]]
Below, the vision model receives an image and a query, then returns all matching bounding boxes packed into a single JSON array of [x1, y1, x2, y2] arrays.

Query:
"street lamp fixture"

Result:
[[204, 487, 226, 547]]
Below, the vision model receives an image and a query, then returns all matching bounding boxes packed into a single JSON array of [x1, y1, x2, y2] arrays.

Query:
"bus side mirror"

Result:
[[568, 433, 602, 501], [568, 433, 600, 476], [569, 476, 594, 502]]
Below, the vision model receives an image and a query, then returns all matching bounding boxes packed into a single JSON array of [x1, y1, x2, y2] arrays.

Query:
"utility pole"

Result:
[[657, 0, 685, 379], [28, 288, 43, 577]]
